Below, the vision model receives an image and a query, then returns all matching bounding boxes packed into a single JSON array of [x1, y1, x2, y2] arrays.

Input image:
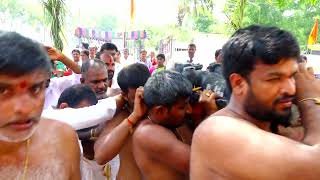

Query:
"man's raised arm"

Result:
[[295, 64, 320, 144], [46, 46, 81, 74]]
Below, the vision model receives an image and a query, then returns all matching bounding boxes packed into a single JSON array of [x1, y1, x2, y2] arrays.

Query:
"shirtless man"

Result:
[[0, 31, 80, 179], [132, 70, 194, 180], [191, 25, 320, 179], [100, 52, 121, 97], [94, 63, 151, 180]]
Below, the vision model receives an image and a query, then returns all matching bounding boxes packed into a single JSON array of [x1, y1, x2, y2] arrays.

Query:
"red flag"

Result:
[[308, 19, 318, 45]]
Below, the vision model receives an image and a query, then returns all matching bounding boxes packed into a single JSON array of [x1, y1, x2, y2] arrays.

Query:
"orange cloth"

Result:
[[308, 19, 318, 45]]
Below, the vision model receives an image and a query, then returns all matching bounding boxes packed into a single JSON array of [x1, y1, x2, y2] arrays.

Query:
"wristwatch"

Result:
[[299, 97, 320, 104]]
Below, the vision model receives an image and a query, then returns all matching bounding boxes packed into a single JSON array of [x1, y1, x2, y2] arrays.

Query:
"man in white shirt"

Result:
[[72, 49, 82, 66], [99, 43, 122, 97], [99, 52, 122, 97], [121, 48, 134, 66], [187, 43, 197, 64], [89, 45, 98, 60], [114, 50, 124, 77], [44, 47, 81, 109], [137, 49, 152, 69]]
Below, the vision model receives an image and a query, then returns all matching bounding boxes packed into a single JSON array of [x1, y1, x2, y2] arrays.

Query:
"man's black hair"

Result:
[[215, 49, 222, 58], [156, 54, 165, 60], [144, 70, 192, 108], [81, 59, 106, 77], [188, 43, 196, 49], [72, 49, 80, 54], [140, 49, 147, 54], [222, 25, 300, 92], [81, 49, 89, 56], [117, 63, 150, 93], [0, 31, 51, 76], [100, 43, 118, 52], [57, 84, 98, 108]]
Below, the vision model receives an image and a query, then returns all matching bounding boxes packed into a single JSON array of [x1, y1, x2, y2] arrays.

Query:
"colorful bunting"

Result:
[[74, 27, 147, 41]]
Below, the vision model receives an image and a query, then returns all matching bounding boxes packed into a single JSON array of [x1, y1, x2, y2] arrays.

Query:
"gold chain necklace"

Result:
[[22, 138, 31, 180]]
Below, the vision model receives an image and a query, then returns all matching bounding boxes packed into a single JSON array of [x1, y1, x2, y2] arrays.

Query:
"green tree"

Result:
[[177, 0, 215, 27], [193, 9, 216, 32], [144, 25, 195, 49], [243, 0, 320, 48], [224, 0, 320, 49], [224, 0, 247, 30], [0, 0, 43, 26], [224, 0, 319, 30]]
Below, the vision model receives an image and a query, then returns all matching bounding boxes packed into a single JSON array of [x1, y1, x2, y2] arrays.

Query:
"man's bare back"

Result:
[[132, 120, 190, 180], [0, 119, 80, 180]]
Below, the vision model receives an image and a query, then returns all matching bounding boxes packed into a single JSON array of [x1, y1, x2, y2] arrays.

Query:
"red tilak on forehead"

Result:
[[19, 81, 27, 89]]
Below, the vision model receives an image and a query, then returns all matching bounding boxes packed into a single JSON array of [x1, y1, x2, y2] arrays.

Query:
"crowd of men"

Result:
[[0, 24, 320, 180]]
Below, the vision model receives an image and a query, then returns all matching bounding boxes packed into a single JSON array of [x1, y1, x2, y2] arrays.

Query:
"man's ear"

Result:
[[229, 73, 247, 95], [153, 106, 169, 121], [80, 77, 85, 84], [59, 103, 69, 109]]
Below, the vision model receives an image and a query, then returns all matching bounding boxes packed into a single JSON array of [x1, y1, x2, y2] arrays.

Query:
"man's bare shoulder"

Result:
[[99, 109, 130, 136], [38, 118, 79, 145], [39, 119, 81, 179], [40, 118, 77, 134], [197, 115, 257, 134], [134, 120, 172, 138], [133, 120, 176, 150], [194, 115, 269, 151]]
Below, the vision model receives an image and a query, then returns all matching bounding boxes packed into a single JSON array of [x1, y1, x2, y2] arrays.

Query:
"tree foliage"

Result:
[[0, 0, 43, 26], [224, 0, 320, 49], [177, 0, 215, 27], [193, 9, 216, 32], [144, 25, 195, 49], [224, 0, 247, 30], [224, 0, 319, 30]]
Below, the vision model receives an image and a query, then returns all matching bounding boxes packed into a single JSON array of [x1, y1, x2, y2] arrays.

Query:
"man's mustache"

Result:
[[274, 95, 295, 104], [96, 89, 107, 94]]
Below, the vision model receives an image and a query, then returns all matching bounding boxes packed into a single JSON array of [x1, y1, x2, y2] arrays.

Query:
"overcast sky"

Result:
[[66, 0, 180, 25], [24, 0, 226, 26]]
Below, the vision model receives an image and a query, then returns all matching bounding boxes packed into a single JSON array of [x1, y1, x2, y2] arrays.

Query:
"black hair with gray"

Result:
[[81, 59, 106, 77], [144, 70, 192, 108]]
